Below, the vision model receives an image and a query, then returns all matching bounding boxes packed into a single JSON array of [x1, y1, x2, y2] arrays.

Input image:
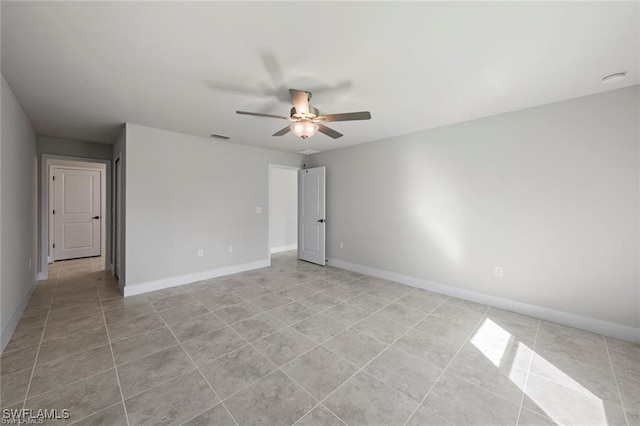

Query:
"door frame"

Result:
[[298, 166, 327, 266], [50, 164, 104, 262], [267, 164, 300, 262], [114, 156, 121, 279], [38, 154, 112, 280]]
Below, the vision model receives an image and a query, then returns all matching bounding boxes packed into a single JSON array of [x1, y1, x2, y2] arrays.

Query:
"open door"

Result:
[[53, 167, 102, 260], [298, 166, 326, 265]]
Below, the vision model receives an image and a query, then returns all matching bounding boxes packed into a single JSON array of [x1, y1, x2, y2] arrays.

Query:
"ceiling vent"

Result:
[[298, 149, 319, 155], [602, 71, 627, 84], [209, 133, 231, 140]]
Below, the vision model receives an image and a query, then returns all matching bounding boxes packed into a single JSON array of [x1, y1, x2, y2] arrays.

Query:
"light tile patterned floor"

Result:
[[1, 252, 638, 425]]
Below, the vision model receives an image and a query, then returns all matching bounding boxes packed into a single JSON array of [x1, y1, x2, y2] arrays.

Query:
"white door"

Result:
[[53, 167, 102, 260], [298, 167, 326, 265]]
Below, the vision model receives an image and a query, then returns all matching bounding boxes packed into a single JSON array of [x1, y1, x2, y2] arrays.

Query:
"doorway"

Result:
[[297, 166, 326, 266], [50, 165, 103, 261], [39, 155, 112, 280], [268, 165, 299, 258]]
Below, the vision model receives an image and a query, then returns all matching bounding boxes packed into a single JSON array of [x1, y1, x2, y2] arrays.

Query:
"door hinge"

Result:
[[52, 210, 55, 215], [53, 243, 55, 249], [52, 176, 55, 181]]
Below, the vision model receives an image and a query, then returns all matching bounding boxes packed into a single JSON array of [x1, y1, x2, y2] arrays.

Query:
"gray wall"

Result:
[[124, 124, 302, 289], [39, 136, 113, 160], [310, 86, 639, 330], [1, 74, 38, 352], [269, 166, 298, 252]]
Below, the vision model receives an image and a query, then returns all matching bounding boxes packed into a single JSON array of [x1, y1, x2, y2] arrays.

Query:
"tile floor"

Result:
[[1, 251, 638, 425]]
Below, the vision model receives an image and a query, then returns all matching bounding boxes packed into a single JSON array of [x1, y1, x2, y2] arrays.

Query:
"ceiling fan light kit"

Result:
[[291, 121, 319, 139], [236, 89, 371, 140]]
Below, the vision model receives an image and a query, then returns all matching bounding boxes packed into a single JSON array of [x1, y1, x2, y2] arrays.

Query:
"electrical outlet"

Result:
[[227, 245, 233, 253], [494, 266, 503, 277], [197, 249, 204, 258], [339, 242, 344, 249], [256, 206, 262, 214]]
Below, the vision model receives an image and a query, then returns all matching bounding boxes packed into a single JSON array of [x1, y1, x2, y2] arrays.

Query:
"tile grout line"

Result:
[[525, 326, 630, 414], [98, 276, 131, 426], [192, 272, 355, 321], [145, 296, 241, 426], [111, 339, 179, 371], [402, 305, 489, 426], [219, 315, 345, 425], [178, 400, 239, 426], [232, 279, 427, 358], [603, 336, 630, 426], [19, 268, 58, 410], [273, 288, 448, 425], [514, 318, 541, 426], [188, 275, 360, 424], [291, 404, 348, 426], [68, 401, 122, 425], [117, 362, 213, 406], [268, 338, 357, 426], [421, 308, 542, 423], [308, 294, 450, 424], [11, 260, 110, 408], [189, 296, 299, 409], [12, 359, 129, 409], [238, 287, 407, 369]]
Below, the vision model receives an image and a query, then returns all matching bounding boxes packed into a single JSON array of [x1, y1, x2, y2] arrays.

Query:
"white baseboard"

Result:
[[270, 244, 297, 254], [36, 272, 47, 281], [1, 284, 36, 354], [328, 258, 640, 344], [124, 259, 271, 297]]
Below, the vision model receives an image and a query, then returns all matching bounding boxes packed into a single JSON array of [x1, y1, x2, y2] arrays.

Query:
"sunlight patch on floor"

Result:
[[471, 318, 512, 367], [471, 318, 610, 425]]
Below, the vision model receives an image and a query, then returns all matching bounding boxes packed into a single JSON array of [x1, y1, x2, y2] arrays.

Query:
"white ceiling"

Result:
[[2, 1, 638, 153]]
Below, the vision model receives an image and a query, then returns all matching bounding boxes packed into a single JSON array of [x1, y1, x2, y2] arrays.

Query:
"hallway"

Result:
[[1, 257, 121, 416]]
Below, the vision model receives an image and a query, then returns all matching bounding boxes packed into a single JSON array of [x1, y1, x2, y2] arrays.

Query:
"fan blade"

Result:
[[273, 126, 291, 137], [290, 89, 310, 116], [317, 123, 343, 139], [316, 111, 371, 122], [236, 111, 289, 120]]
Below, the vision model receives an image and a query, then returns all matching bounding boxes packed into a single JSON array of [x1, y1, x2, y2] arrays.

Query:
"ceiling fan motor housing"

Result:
[[290, 106, 319, 120]]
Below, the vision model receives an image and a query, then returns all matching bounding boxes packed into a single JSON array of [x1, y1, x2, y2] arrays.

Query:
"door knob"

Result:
[[317, 219, 325, 223], [92, 216, 100, 220]]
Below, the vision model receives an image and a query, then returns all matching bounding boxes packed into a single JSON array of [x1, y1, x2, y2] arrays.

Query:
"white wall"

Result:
[[269, 166, 298, 253], [310, 86, 639, 339], [38, 136, 113, 161], [123, 124, 302, 294], [1, 74, 38, 352]]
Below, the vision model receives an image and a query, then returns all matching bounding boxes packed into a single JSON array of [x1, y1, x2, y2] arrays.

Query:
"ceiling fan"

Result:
[[236, 89, 371, 139]]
